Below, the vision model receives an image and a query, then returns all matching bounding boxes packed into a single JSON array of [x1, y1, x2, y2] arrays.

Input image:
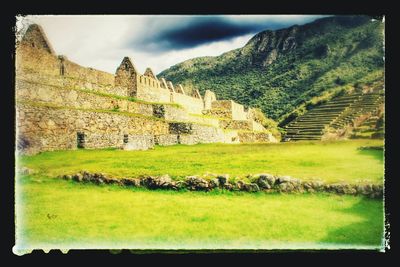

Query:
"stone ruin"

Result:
[[15, 24, 279, 155]]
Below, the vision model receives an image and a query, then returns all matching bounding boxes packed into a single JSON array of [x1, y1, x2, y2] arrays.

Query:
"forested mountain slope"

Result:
[[158, 15, 384, 121]]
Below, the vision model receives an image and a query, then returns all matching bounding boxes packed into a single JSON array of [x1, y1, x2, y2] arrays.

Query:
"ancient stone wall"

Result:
[[152, 104, 189, 121], [211, 100, 248, 120], [21, 24, 55, 55], [154, 134, 179, 146], [231, 101, 248, 120], [122, 134, 155, 150], [135, 74, 171, 103], [16, 103, 169, 154], [203, 109, 233, 119], [114, 57, 137, 97], [238, 131, 278, 143], [16, 79, 154, 116], [167, 122, 235, 145], [187, 115, 220, 128], [180, 124, 225, 145], [219, 119, 266, 131], [171, 92, 204, 114], [204, 90, 217, 110], [16, 45, 124, 96]]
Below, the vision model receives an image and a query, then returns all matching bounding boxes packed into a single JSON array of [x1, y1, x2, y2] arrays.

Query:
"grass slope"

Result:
[[16, 175, 384, 250], [19, 139, 384, 184]]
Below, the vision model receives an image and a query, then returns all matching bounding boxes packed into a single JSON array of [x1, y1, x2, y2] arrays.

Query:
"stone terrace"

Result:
[[283, 91, 384, 141]]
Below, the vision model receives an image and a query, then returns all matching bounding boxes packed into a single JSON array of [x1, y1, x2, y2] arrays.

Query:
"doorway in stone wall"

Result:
[[77, 132, 85, 148]]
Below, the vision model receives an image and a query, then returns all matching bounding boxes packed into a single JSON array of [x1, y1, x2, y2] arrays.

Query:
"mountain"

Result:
[[157, 15, 384, 122]]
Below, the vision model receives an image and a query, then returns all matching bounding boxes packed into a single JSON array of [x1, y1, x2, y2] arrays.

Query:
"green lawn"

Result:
[[19, 139, 384, 184], [15, 140, 385, 251], [15, 175, 384, 250]]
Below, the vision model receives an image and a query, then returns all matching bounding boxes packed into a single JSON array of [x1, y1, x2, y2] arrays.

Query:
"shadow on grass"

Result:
[[357, 148, 384, 163], [318, 196, 384, 248]]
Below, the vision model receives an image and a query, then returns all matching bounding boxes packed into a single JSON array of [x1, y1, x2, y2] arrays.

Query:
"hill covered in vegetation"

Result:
[[158, 15, 384, 123]]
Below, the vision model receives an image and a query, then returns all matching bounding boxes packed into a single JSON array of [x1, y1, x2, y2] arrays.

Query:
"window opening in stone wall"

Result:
[[123, 134, 129, 144], [77, 132, 85, 148]]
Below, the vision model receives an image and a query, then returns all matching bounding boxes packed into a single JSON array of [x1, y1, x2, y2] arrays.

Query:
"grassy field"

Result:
[[19, 139, 384, 184], [15, 140, 385, 251], [15, 175, 384, 250]]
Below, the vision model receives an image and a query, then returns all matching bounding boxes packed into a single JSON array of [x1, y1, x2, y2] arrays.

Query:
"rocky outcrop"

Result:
[[243, 25, 299, 67]]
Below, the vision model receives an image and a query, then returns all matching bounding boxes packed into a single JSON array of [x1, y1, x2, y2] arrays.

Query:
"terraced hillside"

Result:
[[350, 114, 384, 139], [283, 91, 384, 141], [330, 92, 384, 129]]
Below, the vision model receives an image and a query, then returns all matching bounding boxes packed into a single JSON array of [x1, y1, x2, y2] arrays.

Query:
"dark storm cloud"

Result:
[[144, 18, 281, 49], [128, 16, 327, 52]]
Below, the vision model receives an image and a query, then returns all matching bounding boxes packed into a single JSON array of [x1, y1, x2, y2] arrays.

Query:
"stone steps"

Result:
[[288, 122, 329, 126], [284, 136, 322, 141], [286, 127, 325, 130], [296, 118, 335, 122]]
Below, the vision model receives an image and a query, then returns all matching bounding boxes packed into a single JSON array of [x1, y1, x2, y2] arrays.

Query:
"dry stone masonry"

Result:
[[16, 24, 279, 155], [59, 171, 383, 198]]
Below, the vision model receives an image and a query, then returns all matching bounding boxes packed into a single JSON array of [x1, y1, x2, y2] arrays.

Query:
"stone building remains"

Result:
[[16, 24, 278, 155]]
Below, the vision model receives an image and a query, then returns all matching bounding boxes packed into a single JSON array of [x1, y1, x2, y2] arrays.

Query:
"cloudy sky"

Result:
[[17, 15, 327, 74]]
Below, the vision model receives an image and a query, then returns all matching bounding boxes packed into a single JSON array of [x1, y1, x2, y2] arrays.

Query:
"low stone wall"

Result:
[[17, 103, 169, 154], [16, 79, 154, 116], [61, 171, 383, 198]]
